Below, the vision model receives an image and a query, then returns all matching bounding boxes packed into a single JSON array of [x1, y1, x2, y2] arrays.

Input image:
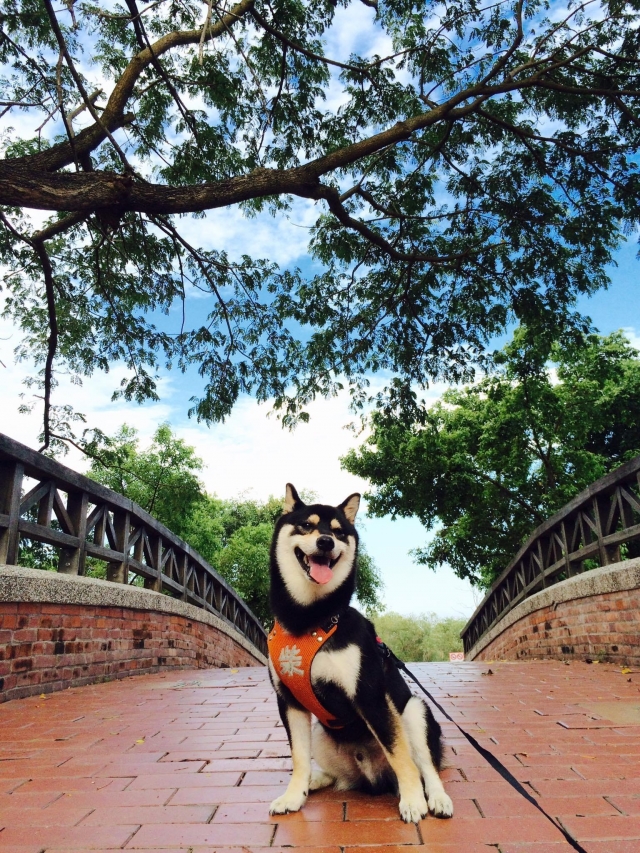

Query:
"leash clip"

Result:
[[376, 637, 392, 658]]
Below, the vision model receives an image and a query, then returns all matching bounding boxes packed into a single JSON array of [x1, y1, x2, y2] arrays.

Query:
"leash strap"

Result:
[[380, 643, 589, 853]]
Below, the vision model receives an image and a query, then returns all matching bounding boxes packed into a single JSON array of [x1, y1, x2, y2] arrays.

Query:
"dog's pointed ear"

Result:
[[283, 483, 303, 514], [339, 493, 360, 524]]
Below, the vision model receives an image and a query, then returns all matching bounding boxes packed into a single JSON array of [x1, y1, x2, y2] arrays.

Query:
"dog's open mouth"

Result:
[[295, 547, 338, 585]]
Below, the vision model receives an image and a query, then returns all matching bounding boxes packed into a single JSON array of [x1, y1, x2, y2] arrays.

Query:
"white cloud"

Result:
[[178, 395, 366, 503], [0, 314, 174, 466], [177, 196, 320, 268], [176, 374, 449, 503], [622, 327, 640, 352]]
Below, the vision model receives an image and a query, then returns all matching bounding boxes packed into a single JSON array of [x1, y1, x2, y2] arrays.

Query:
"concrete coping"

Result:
[[467, 557, 640, 661], [0, 564, 267, 665]]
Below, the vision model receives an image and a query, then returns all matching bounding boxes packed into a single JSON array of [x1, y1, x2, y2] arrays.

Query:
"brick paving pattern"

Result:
[[1, 660, 640, 852]]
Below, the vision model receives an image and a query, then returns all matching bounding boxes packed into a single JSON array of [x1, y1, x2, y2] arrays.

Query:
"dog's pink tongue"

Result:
[[309, 558, 333, 584]]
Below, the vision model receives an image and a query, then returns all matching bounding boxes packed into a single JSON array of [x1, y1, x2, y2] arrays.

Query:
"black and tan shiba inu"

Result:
[[267, 484, 453, 823]]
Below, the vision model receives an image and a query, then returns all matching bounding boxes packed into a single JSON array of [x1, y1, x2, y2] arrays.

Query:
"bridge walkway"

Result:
[[1, 660, 639, 852]]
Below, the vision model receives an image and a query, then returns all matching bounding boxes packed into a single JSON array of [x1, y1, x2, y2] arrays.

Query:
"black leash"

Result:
[[380, 643, 588, 853]]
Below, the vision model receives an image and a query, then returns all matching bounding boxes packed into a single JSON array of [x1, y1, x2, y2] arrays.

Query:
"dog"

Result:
[[267, 484, 453, 823]]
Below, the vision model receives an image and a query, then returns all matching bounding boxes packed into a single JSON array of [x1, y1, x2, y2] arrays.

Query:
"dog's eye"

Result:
[[355, 752, 364, 762], [299, 522, 314, 532], [335, 531, 347, 541]]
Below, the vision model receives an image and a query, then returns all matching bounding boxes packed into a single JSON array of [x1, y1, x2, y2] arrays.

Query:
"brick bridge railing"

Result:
[[0, 432, 267, 658], [461, 454, 640, 656]]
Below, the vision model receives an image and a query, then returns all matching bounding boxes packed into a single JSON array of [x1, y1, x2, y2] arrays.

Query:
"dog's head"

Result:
[[271, 483, 360, 608]]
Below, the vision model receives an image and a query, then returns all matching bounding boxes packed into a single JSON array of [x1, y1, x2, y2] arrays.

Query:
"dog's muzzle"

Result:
[[295, 537, 339, 585]]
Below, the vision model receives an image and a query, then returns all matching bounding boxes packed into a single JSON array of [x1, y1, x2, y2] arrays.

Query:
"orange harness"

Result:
[[268, 619, 343, 728]]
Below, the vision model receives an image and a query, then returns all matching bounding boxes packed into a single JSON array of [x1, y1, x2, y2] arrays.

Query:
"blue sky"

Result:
[[577, 238, 639, 331]]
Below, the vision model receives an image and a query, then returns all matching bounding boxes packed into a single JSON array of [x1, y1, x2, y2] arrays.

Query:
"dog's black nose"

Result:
[[316, 535, 334, 552]]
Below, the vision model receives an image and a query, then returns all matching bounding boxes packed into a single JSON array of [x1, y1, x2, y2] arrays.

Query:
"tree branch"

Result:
[[2, 33, 636, 225], [312, 183, 478, 264], [126, 0, 199, 137], [0, 212, 60, 451], [43, 0, 136, 174], [0, 78, 494, 213], [614, 95, 640, 128], [16, 0, 256, 173], [33, 212, 91, 242], [250, 8, 372, 77], [147, 214, 238, 353], [473, 467, 546, 523], [34, 241, 58, 453]]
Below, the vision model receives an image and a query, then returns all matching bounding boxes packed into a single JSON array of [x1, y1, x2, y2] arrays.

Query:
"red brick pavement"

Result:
[[1, 660, 640, 851]]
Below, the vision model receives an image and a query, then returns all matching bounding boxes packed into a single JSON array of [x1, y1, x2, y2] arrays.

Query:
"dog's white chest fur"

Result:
[[311, 643, 361, 698]]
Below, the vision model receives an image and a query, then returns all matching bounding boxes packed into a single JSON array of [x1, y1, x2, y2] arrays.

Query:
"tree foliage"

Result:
[[372, 611, 466, 662], [1, 0, 640, 447], [343, 330, 640, 589], [86, 423, 205, 538], [85, 423, 383, 621], [215, 522, 274, 625]]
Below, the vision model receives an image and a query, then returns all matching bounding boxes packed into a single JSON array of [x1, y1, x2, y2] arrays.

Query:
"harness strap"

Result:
[[268, 619, 343, 729]]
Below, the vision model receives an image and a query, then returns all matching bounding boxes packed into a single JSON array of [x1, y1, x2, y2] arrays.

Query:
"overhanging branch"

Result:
[[1, 19, 636, 228], [13, 0, 256, 173], [0, 213, 59, 451], [313, 184, 470, 264], [34, 240, 58, 453]]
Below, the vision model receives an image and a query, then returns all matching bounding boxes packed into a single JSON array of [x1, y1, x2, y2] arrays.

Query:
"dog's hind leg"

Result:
[[310, 725, 337, 790], [270, 702, 312, 815], [311, 723, 366, 791], [402, 697, 453, 818], [360, 696, 428, 823], [309, 768, 335, 790]]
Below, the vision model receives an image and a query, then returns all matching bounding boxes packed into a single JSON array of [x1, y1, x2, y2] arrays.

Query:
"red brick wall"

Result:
[[475, 587, 640, 663], [0, 601, 265, 703]]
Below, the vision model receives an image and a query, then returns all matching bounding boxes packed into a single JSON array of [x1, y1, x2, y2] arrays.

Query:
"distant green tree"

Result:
[[373, 612, 466, 662], [19, 422, 205, 573], [85, 423, 206, 539], [354, 549, 383, 613], [17, 528, 58, 573], [216, 522, 273, 626], [343, 330, 640, 589], [183, 493, 283, 558]]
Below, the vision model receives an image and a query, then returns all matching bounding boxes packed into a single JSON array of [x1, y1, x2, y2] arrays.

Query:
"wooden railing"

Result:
[[0, 433, 267, 656], [461, 455, 640, 654]]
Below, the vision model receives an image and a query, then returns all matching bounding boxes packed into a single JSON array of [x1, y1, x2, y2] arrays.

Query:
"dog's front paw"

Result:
[[428, 789, 453, 818], [398, 793, 428, 823], [269, 789, 307, 815]]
